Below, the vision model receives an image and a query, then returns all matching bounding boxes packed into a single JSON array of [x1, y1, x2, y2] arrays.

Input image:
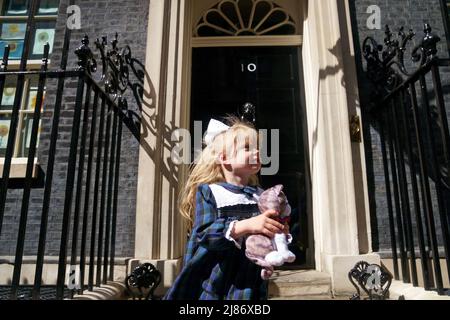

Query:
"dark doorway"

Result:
[[191, 46, 313, 269]]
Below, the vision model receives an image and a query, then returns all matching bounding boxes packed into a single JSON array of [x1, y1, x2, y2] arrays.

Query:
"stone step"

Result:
[[270, 295, 349, 300], [268, 270, 333, 299]]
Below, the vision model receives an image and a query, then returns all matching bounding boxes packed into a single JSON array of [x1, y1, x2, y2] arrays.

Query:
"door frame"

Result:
[[182, 1, 314, 269], [192, 35, 302, 47], [136, 0, 373, 291]]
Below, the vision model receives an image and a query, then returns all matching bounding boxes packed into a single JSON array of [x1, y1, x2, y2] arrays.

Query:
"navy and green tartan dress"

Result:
[[163, 182, 268, 300]]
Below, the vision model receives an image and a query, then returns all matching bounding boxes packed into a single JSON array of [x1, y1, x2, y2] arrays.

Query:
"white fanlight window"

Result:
[[194, 0, 298, 37]]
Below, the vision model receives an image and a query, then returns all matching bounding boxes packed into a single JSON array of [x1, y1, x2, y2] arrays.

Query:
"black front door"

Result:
[[191, 46, 313, 268]]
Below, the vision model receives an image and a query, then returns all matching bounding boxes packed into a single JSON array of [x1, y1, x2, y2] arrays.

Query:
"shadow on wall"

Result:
[[119, 33, 183, 260], [115, 42, 181, 188]]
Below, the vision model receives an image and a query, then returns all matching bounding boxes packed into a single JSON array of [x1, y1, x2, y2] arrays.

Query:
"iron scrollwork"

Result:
[[348, 261, 393, 300], [75, 33, 131, 103], [74, 33, 142, 139], [125, 263, 161, 300], [95, 33, 131, 104], [362, 23, 440, 97]]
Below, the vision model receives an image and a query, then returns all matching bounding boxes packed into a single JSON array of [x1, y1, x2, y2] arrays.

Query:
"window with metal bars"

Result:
[[0, 0, 59, 158]]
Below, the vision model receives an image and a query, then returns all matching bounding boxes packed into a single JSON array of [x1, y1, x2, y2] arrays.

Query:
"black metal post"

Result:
[[56, 74, 85, 300], [385, 106, 411, 283], [68, 81, 92, 298], [96, 103, 112, 286], [109, 119, 122, 281], [398, 89, 430, 288], [409, 82, 439, 290], [0, 45, 10, 237], [103, 108, 118, 284], [430, 65, 450, 285], [0, 0, 39, 246], [88, 98, 106, 291], [419, 75, 445, 294], [79, 90, 99, 294], [32, 2, 77, 292], [10, 44, 50, 300], [379, 117, 400, 279], [391, 94, 418, 286]]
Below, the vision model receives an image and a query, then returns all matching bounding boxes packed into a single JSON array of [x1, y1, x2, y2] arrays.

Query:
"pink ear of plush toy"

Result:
[[245, 184, 294, 280]]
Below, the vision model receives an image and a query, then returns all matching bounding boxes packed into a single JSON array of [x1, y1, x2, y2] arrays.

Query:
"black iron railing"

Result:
[[363, 24, 450, 295], [0, 2, 141, 300]]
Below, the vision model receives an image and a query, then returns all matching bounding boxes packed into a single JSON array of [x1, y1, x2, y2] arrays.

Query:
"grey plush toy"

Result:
[[245, 185, 296, 280]]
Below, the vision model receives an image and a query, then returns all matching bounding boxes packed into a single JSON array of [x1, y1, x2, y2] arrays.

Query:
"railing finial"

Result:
[[0, 45, 10, 72], [363, 24, 441, 97], [421, 23, 440, 60], [41, 43, 50, 69], [93, 33, 131, 103], [75, 34, 97, 73]]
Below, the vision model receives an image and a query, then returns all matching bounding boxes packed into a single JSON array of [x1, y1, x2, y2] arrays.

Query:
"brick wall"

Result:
[[0, 0, 149, 259], [350, 0, 450, 252]]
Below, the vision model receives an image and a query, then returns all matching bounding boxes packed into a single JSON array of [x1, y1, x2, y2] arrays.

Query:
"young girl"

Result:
[[163, 116, 285, 300]]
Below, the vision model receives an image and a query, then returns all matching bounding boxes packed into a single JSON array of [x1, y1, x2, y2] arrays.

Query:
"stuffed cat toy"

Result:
[[245, 185, 296, 280]]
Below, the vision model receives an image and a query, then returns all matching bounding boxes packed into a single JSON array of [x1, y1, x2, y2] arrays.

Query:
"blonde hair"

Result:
[[179, 116, 260, 230]]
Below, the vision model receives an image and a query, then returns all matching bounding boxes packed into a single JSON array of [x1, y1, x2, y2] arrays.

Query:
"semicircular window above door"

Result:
[[194, 0, 298, 37]]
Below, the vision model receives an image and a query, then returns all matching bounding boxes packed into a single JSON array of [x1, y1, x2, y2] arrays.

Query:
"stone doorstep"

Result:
[[270, 270, 332, 284], [67, 273, 450, 301], [268, 283, 331, 297], [389, 280, 450, 300], [70, 281, 127, 300], [71, 270, 334, 300], [268, 270, 333, 299], [270, 295, 350, 300]]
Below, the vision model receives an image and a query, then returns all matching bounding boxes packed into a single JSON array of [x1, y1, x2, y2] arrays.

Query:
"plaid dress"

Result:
[[163, 182, 268, 300]]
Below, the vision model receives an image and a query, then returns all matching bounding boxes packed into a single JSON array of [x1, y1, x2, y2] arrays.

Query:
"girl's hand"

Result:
[[233, 209, 284, 239], [283, 222, 290, 235]]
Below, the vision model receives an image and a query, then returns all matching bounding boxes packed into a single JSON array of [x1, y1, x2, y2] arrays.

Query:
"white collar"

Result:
[[209, 184, 263, 208]]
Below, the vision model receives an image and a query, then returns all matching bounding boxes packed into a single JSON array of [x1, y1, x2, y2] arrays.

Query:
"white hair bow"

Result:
[[204, 119, 230, 146]]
